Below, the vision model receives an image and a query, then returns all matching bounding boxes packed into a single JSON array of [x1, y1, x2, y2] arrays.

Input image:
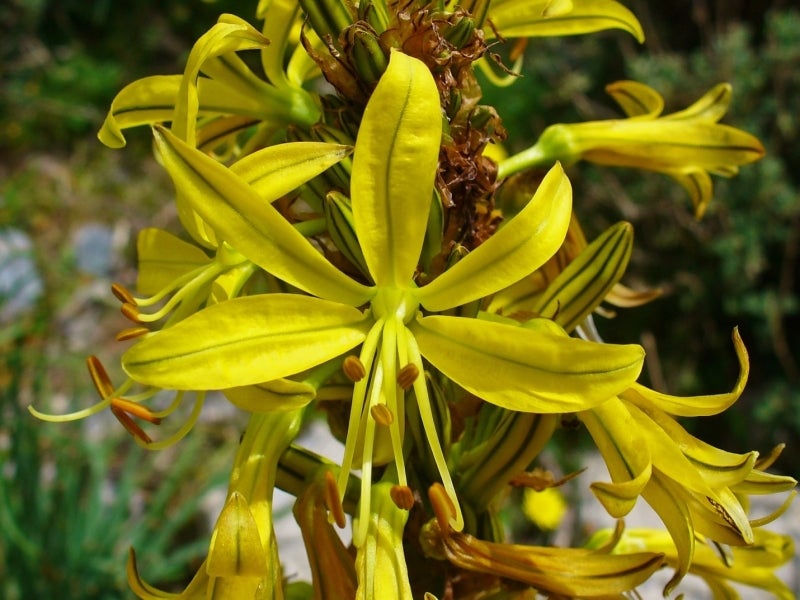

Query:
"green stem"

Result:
[[497, 141, 552, 179]]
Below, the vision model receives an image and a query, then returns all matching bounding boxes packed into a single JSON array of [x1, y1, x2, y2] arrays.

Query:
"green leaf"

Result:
[[351, 50, 442, 287], [417, 163, 572, 312], [410, 315, 643, 412], [122, 294, 370, 389], [153, 126, 373, 306]]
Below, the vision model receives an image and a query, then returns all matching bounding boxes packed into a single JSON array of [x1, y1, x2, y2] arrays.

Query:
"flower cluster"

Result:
[[33, 0, 794, 598]]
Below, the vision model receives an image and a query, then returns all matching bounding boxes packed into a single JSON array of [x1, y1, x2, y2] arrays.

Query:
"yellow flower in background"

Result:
[[522, 486, 568, 531], [500, 81, 765, 216]]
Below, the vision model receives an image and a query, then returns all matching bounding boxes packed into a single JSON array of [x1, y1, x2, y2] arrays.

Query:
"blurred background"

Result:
[[1, 0, 798, 597]]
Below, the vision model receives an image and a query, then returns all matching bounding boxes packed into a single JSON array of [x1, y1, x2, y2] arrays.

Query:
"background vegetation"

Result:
[[1, 0, 798, 597]]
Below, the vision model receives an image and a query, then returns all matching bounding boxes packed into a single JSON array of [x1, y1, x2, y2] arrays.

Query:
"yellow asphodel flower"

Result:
[[499, 80, 765, 217], [120, 51, 645, 559], [128, 409, 303, 599], [579, 331, 797, 594], [587, 527, 796, 600], [420, 484, 664, 599]]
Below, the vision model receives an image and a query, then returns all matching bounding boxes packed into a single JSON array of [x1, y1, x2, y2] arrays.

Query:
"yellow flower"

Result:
[[588, 527, 796, 599], [500, 81, 765, 216], [522, 486, 568, 531]]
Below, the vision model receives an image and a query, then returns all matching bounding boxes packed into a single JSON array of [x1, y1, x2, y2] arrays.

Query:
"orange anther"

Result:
[[390, 485, 415, 510], [324, 471, 347, 529], [120, 303, 141, 323], [110, 405, 153, 444], [111, 398, 162, 424], [86, 355, 114, 398], [370, 404, 394, 426], [397, 363, 420, 390], [116, 327, 149, 341], [111, 283, 136, 305], [342, 355, 366, 382]]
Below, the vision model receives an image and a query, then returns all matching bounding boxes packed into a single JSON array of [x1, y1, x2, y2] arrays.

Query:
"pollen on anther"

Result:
[[370, 403, 394, 426], [120, 302, 141, 323], [111, 398, 162, 424], [116, 327, 149, 341], [110, 405, 153, 444], [342, 355, 367, 382], [390, 485, 415, 510], [87, 355, 114, 398], [324, 471, 347, 528], [397, 363, 420, 390], [111, 283, 137, 305]]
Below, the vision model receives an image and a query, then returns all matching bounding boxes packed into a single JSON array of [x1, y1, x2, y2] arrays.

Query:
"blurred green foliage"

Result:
[[0, 0, 249, 154], [0, 304, 232, 599]]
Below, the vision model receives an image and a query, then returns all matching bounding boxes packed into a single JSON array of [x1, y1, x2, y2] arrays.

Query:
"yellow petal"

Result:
[[605, 80, 664, 118], [122, 294, 370, 390], [418, 163, 572, 311], [413, 316, 643, 413], [350, 50, 442, 288], [488, 0, 645, 43], [207, 492, 269, 577]]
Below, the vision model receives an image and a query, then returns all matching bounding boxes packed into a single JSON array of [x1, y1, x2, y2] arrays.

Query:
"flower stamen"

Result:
[[390, 485, 415, 510], [370, 403, 394, 426], [343, 355, 367, 382], [324, 470, 347, 528], [397, 363, 420, 390], [116, 326, 150, 341]]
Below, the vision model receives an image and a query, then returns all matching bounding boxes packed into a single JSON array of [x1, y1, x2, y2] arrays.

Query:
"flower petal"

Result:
[[97, 75, 262, 149], [230, 141, 353, 201], [605, 80, 664, 118], [666, 83, 732, 123], [488, 0, 645, 43], [411, 315, 643, 412], [153, 126, 373, 306], [122, 294, 370, 389], [417, 163, 572, 311], [223, 379, 316, 412], [622, 328, 749, 417], [579, 397, 652, 517], [172, 14, 271, 147], [207, 492, 269, 577], [350, 50, 442, 287], [136, 228, 210, 295]]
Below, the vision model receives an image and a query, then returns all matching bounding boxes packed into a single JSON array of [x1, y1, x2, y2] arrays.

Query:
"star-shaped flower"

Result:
[[121, 51, 644, 547]]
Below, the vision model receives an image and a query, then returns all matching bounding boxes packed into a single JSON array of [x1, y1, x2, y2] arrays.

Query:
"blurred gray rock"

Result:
[[0, 228, 43, 324]]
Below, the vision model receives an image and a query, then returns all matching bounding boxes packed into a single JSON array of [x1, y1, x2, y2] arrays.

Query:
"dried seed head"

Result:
[[342, 355, 367, 382]]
